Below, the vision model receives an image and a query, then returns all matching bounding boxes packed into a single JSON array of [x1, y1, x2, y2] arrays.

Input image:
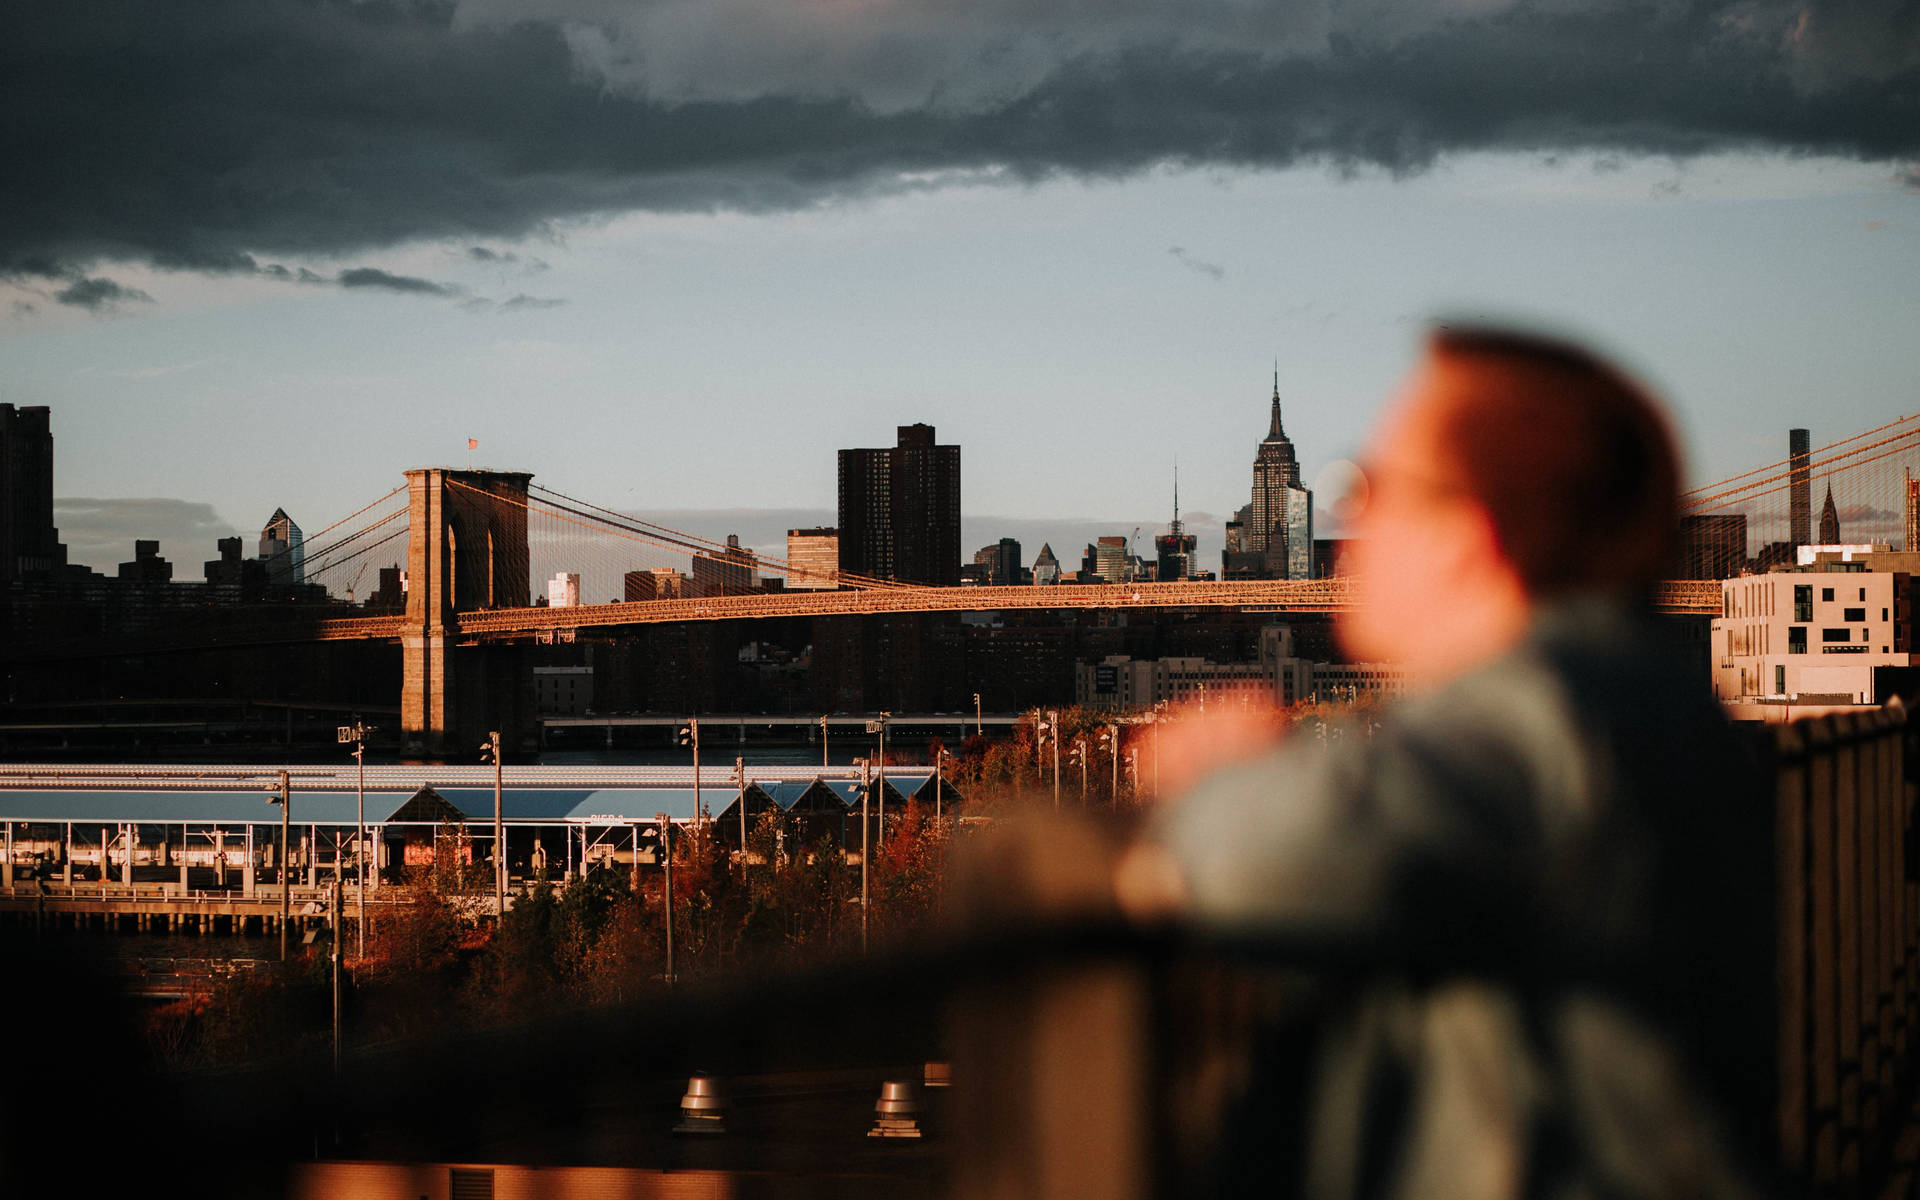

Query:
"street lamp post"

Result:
[[1032, 713, 1046, 783], [1152, 701, 1168, 799], [1071, 738, 1087, 801], [973, 693, 982, 738], [853, 757, 870, 954], [679, 719, 702, 832], [735, 756, 747, 881], [330, 878, 343, 1079], [269, 769, 290, 963], [1044, 710, 1060, 809], [480, 731, 504, 918], [933, 747, 946, 822], [655, 812, 674, 985], [819, 715, 830, 768], [337, 719, 376, 960], [867, 713, 890, 843]]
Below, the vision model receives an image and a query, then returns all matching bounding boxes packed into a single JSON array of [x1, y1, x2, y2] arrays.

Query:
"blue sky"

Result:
[[3, 2, 1916, 578]]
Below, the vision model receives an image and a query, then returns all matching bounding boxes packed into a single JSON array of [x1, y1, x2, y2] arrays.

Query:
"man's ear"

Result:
[[1426, 497, 1501, 583]]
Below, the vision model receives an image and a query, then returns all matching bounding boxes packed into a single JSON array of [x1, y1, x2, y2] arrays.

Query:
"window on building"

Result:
[[1776, 665, 1786, 694], [1795, 585, 1813, 622], [1789, 627, 1807, 654], [1823, 628, 1852, 643], [1845, 607, 1866, 622], [1860, 588, 1867, 601], [1822, 587, 1835, 602]]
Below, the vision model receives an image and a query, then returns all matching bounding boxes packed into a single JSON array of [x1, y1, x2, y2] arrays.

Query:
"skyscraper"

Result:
[[259, 507, 305, 585], [1906, 469, 1920, 553], [0, 403, 67, 582], [1031, 542, 1060, 585], [1246, 372, 1312, 579], [1153, 467, 1195, 581], [837, 423, 961, 586], [691, 533, 757, 595], [1818, 483, 1841, 545], [785, 527, 840, 590], [971, 537, 1024, 585], [1789, 428, 1811, 549]]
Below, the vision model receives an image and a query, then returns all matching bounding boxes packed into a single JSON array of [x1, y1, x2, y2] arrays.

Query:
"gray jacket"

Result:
[[1152, 598, 1772, 1198]]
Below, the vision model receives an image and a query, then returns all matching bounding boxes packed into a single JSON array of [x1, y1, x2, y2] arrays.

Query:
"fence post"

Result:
[[1776, 720, 1811, 1181], [1807, 716, 1841, 1189]]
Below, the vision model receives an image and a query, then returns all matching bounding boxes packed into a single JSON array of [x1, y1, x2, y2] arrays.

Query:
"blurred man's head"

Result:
[[1338, 328, 1681, 681]]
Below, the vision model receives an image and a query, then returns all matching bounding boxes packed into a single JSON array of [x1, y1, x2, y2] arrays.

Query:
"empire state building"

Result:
[[1248, 373, 1312, 579]]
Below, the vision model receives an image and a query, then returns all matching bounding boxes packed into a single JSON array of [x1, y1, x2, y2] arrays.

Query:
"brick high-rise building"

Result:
[[1906, 469, 1920, 553], [691, 533, 756, 596], [1790, 428, 1812, 550], [837, 423, 960, 586], [0, 403, 67, 581]]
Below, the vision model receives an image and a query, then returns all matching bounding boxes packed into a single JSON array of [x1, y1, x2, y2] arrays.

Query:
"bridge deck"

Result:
[[319, 579, 1720, 641]]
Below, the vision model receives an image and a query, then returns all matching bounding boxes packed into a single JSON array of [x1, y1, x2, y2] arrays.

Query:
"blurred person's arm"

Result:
[[1118, 655, 1575, 949]]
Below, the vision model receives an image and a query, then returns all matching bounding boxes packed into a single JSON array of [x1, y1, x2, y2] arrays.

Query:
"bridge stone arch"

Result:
[[402, 468, 534, 757]]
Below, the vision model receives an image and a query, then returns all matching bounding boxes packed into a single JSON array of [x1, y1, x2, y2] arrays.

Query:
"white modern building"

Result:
[[1712, 570, 1912, 705], [785, 527, 839, 590], [546, 571, 581, 608]]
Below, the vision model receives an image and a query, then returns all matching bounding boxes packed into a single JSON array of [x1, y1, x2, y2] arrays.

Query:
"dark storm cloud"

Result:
[[55, 497, 241, 575], [53, 276, 153, 310], [3, 0, 1917, 284], [1169, 246, 1226, 280], [337, 266, 459, 295]]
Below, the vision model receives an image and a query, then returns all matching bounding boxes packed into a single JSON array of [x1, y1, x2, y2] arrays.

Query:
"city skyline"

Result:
[[3, 3, 1917, 578]]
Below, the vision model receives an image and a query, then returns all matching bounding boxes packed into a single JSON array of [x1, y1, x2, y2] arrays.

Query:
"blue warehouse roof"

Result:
[[0, 786, 708, 825]]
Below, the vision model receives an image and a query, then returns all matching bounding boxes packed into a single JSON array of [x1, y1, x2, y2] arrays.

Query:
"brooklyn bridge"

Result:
[[8, 414, 1920, 754]]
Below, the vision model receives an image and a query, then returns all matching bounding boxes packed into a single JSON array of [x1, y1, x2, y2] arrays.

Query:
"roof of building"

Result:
[[0, 785, 715, 825]]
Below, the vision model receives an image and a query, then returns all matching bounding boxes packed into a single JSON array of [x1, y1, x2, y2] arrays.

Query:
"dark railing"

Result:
[[1772, 705, 1918, 1195], [4, 707, 1914, 1199]]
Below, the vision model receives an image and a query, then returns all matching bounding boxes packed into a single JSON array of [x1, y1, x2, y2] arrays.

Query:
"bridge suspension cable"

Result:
[[1682, 415, 1920, 513], [525, 483, 921, 592]]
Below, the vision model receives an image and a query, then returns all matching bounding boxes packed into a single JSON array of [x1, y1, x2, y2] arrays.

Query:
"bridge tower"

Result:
[[401, 468, 535, 757]]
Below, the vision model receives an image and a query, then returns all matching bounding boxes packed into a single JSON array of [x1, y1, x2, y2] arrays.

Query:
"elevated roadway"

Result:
[[322, 578, 1721, 643]]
